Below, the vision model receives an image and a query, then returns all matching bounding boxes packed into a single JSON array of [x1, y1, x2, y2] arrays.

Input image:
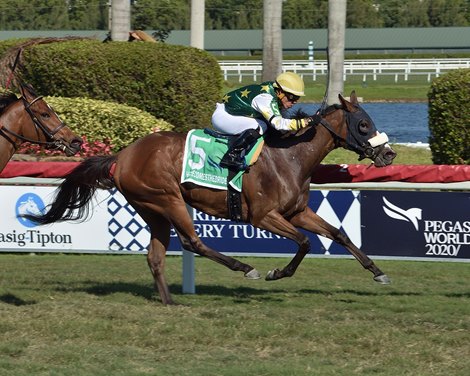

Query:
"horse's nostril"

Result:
[[385, 150, 397, 160]]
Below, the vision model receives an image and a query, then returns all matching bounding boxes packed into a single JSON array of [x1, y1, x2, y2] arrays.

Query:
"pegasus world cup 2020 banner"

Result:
[[361, 191, 469, 260]]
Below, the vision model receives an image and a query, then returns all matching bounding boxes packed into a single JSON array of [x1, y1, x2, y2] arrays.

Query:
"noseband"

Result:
[[0, 96, 67, 150]]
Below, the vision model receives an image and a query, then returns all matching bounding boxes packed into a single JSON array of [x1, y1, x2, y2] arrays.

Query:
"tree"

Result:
[[428, 0, 469, 26], [0, 0, 43, 30], [68, 0, 109, 30], [347, 0, 383, 28], [283, 0, 328, 29], [111, 0, 131, 41], [132, 0, 190, 30], [327, 0, 346, 105], [0, 0, 469, 31], [35, 0, 70, 29], [378, 0, 429, 27], [262, 0, 282, 81]]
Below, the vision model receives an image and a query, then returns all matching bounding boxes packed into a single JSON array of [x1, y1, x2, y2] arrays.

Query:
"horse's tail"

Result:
[[23, 155, 117, 225]]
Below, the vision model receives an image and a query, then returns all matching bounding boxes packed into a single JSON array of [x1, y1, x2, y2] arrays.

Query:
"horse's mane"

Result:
[[0, 92, 18, 115], [264, 121, 317, 148], [320, 103, 343, 115]]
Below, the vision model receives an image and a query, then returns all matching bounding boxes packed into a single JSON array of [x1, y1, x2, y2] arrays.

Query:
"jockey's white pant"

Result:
[[211, 103, 267, 135]]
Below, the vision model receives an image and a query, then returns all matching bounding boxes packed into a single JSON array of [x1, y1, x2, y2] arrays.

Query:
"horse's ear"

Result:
[[349, 90, 358, 105], [338, 92, 357, 112], [19, 82, 36, 100]]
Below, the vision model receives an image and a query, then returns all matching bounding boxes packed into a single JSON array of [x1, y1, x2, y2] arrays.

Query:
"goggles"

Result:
[[284, 92, 300, 102]]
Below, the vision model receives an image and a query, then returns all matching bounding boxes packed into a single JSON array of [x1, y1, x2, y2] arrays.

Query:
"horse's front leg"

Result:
[[170, 203, 261, 279], [290, 207, 390, 284], [266, 235, 311, 280], [253, 211, 311, 280]]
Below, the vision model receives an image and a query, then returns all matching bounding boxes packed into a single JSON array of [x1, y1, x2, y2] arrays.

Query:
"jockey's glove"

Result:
[[305, 114, 322, 127], [289, 114, 323, 131]]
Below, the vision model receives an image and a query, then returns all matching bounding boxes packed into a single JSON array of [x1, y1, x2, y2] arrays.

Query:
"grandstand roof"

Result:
[[1, 27, 469, 54]]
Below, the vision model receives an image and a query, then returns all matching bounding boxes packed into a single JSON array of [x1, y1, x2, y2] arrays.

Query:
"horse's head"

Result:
[[335, 91, 396, 167], [19, 83, 83, 156]]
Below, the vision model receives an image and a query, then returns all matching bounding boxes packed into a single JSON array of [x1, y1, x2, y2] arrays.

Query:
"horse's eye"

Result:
[[41, 113, 50, 119], [358, 121, 370, 135]]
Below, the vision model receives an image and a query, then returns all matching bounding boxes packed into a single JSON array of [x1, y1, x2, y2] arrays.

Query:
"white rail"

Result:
[[219, 58, 470, 83]]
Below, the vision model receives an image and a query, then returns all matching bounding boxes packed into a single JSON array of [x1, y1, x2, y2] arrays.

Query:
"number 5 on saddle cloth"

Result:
[[181, 128, 265, 220]]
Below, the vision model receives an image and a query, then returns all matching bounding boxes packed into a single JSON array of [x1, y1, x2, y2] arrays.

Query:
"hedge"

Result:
[[0, 39, 27, 57], [17, 39, 222, 133], [428, 69, 470, 165], [46, 96, 173, 152]]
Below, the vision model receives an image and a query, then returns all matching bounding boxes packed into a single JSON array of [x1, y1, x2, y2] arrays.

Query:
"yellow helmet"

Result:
[[273, 72, 305, 96]]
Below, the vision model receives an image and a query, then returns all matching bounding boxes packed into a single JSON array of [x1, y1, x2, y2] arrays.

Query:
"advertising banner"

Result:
[[0, 186, 110, 252], [113, 189, 361, 256], [0, 185, 361, 256], [4, 184, 468, 261], [361, 191, 469, 260]]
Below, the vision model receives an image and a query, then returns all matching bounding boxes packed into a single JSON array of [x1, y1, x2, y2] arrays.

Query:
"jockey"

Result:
[[211, 71, 317, 170]]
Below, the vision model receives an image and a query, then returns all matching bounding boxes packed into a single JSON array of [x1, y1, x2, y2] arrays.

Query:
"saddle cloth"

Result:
[[181, 129, 264, 192]]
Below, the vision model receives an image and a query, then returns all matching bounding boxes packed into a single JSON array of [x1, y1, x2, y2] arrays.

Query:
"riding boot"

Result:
[[220, 128, 261, 171]]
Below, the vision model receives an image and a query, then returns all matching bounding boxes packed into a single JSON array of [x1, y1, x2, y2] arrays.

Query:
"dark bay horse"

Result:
[[0, 83, 83, 172], [25, 92, 396, 305]]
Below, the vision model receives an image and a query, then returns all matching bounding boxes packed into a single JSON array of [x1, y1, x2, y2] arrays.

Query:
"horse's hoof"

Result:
[[265, 269, 279, 281], [374, 274, 391, 285], [245, 269, 261, 280]]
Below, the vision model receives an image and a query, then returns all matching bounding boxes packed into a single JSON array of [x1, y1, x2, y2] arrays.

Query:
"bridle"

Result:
[[0, 95, 67, 151], [317, 105, 389, 161]]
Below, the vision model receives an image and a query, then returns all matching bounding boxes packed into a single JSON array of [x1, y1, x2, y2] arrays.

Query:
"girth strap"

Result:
[[227, 169, 242, 222]]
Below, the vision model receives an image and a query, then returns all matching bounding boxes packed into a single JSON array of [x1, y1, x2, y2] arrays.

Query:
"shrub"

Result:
[[22, 96, 174, 154], [18, 40, 222, 133], [428, 69, 470, 164]]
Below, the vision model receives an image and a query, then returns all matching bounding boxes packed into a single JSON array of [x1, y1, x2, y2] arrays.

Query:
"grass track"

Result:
[[224, 75, 432, 102], [0, 254, 468, 375]]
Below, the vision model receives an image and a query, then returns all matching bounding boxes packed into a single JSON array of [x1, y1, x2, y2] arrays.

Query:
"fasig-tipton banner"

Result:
[[0, 185, 110, 252], [361, 191, 469, 260]]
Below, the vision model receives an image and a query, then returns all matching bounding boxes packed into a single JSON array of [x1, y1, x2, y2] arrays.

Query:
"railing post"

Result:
[[182, 205, 195, 294], [182, 249, 195, 294]]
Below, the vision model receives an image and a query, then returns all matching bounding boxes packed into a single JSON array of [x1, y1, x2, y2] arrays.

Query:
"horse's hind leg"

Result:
[[290, 207, 390, 284], [143, 214, 175, 305], [170, 203, 261, 279]]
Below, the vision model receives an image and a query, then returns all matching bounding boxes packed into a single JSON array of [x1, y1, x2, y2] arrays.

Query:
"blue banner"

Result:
[[361, 191, 470, 260], [167, 190, 361, 256]]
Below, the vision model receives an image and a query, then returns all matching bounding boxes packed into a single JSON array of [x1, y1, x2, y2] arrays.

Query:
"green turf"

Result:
[[224, 75, 432, 103], [0, 254, 468, 375]]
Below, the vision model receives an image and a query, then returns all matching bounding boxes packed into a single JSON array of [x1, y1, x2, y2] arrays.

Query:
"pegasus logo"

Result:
[[382, 197, 422, 231]]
